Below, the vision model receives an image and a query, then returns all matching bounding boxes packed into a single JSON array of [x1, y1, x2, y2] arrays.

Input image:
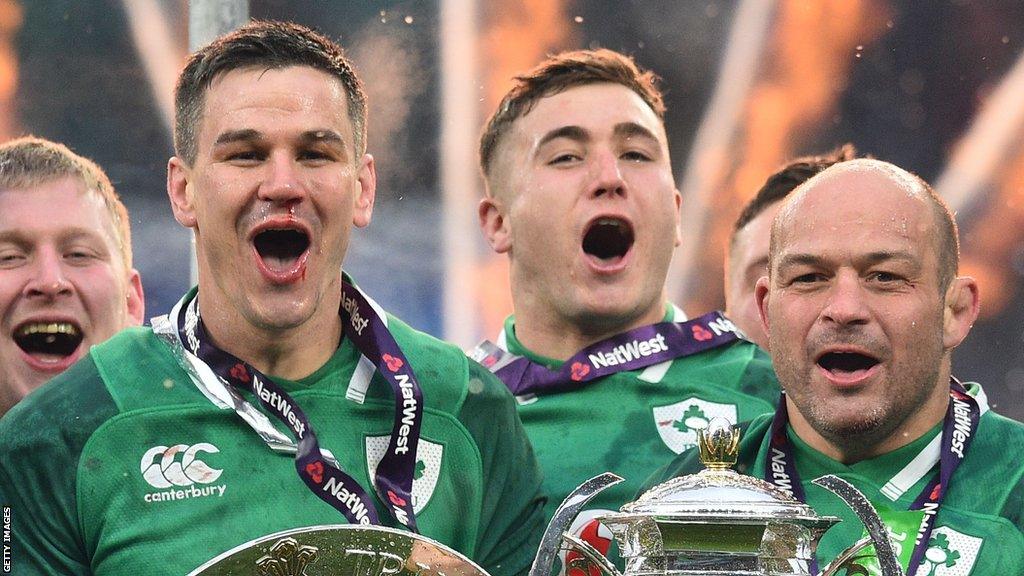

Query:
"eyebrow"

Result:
[[299, 129, 345, 146], [213, 129, 347, 148], [613, 122, 659, 143], [776, 250, 919, 270], [536, 125, 590, 149], [213, 129, 262, 148]]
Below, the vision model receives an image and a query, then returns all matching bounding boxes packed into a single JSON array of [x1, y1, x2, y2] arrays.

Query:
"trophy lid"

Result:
[[611, 418, 834, 528]]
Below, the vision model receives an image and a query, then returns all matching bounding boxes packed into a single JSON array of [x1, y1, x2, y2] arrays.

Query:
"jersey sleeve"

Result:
[[0, 355, 117, 575], [457, 361, 546, 576]]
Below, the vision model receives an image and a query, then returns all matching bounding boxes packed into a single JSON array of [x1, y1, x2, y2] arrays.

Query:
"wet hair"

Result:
[[174, 20, 367, 165], [0, 136, 132, 268], [479, 48, 665, 179], [731, 143, 857, 247]]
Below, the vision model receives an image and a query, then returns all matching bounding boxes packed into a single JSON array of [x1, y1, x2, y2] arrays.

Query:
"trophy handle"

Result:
[[561, 533, 621, 576], [528, 473, 625, 576], [817, 536, 877, 575], [811, 475, 904, 576]]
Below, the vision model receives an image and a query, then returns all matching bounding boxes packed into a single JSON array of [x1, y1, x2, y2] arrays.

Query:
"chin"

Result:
[[817, 410, 889, 441], [251, 303, 317, 332]]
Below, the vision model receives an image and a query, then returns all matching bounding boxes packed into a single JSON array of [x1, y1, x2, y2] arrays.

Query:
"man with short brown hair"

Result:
[[472, 49, 778, 568], [0, 21, 543, 576]]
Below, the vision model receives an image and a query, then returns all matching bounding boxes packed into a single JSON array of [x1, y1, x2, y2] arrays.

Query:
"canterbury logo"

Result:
[[141, 443, 223, 488]]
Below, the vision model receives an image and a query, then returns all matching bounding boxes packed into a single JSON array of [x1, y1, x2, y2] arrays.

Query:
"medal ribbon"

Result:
[[469, 311, 742, 395], [175, 280, 423, 531], [764, 378, 979, 575]]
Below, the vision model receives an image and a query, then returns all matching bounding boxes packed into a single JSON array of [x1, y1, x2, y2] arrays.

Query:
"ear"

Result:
[[672, 188, 683, 247], [942, 276, 980, 350], [167, 156, 197, 228], [479, 193, 511, 254], [352, 154, 376, 228], [754, 276, 771, 348], [125, 269, 146, 326]]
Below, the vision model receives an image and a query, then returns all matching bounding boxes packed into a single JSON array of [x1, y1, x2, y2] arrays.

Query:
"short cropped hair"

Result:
[[174, 20, 367, 165], [0, 136, 132, 268], [479, 48, 665, 179], [731, 144, 858, 245]]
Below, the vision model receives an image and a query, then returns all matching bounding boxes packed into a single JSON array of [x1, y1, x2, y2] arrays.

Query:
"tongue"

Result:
[[828, 366, 872, 377], [261, 253, 300, 271], [28, 350, 76, 364]]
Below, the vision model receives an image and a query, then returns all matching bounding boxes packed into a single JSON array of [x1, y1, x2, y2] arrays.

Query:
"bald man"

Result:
[[647, 159, 1024, 574]]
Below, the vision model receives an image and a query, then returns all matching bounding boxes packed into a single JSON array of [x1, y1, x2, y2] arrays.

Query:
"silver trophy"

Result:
[[189, 418, 901, 576], [534, 418, 903, 576]]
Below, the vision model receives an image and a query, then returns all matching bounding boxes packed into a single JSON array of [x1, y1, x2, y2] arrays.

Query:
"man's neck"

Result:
[[196, 291, 343, 382], [512, 300, 668, 362]]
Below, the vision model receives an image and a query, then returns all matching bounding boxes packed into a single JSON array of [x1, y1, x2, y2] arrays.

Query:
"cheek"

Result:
[[77, 269, 127, 313], [767, 297, 811, 339]]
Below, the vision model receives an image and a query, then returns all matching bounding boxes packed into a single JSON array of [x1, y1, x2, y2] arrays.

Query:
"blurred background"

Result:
[[6, 0, 1024, 418]]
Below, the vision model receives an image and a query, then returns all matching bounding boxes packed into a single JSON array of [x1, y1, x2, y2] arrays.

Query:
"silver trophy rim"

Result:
[[185, 523, 488, 576]]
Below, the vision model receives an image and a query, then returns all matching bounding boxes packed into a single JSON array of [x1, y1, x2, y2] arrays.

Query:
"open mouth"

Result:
[[582, 218, 635, 264], [816, 351, 880, 375], [13, 322, 83, 362], [253, 228, 311, 272]]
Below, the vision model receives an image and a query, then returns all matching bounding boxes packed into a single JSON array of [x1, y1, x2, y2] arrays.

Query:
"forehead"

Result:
[[507, 83, 667, 151], [0, 176, 118, 241], [775, 167, 936, 262], [733, 201, 783, 264], [199, 66, 351, 145]]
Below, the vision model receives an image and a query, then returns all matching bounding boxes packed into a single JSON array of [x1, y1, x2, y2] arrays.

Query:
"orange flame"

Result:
[[686, 0, 889, 314], [474, 0, 573, 338], [960, 146, 1024, 318], [479, 0, 573, 114], [0, 0, 22, 140]]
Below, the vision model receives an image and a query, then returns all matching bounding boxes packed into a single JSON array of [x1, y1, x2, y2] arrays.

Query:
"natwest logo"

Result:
[[140, 443, 227, 503], [342, 293, 370, 335], [587, 334, 668, 369]]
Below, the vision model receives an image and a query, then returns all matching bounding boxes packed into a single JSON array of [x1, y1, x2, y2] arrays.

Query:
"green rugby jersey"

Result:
[[0, 314, 544, 575], [644, 384, 1024, 575], [497, 307, 779, 540]]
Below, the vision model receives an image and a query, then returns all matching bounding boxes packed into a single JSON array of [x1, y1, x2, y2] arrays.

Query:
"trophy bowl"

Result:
[[187, 524, 489, 576], [532, 418, 902, 576]]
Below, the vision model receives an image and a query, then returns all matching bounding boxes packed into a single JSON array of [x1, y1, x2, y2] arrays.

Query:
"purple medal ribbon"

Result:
[[764, 378, 979, 575], [176, 280, 423, 531], [471, 311, 741, 395]]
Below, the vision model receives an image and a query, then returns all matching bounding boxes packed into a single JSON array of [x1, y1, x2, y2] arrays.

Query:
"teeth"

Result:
[[596, 218, 623, 227], [16, 323, 80, 337]]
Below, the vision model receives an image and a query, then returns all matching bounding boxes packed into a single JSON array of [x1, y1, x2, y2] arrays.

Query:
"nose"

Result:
[[589, 149, 627, 199], [821, 271, 869, 327], [257, 153, 306, 208], [24, 249, 72, 299]]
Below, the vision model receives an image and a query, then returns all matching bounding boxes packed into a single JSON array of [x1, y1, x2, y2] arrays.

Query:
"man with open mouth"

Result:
[[471, 49, 780, 569], [0, 136, 144, 417], [0, 21, 543, 576], [646, 159, 1024, 574]]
